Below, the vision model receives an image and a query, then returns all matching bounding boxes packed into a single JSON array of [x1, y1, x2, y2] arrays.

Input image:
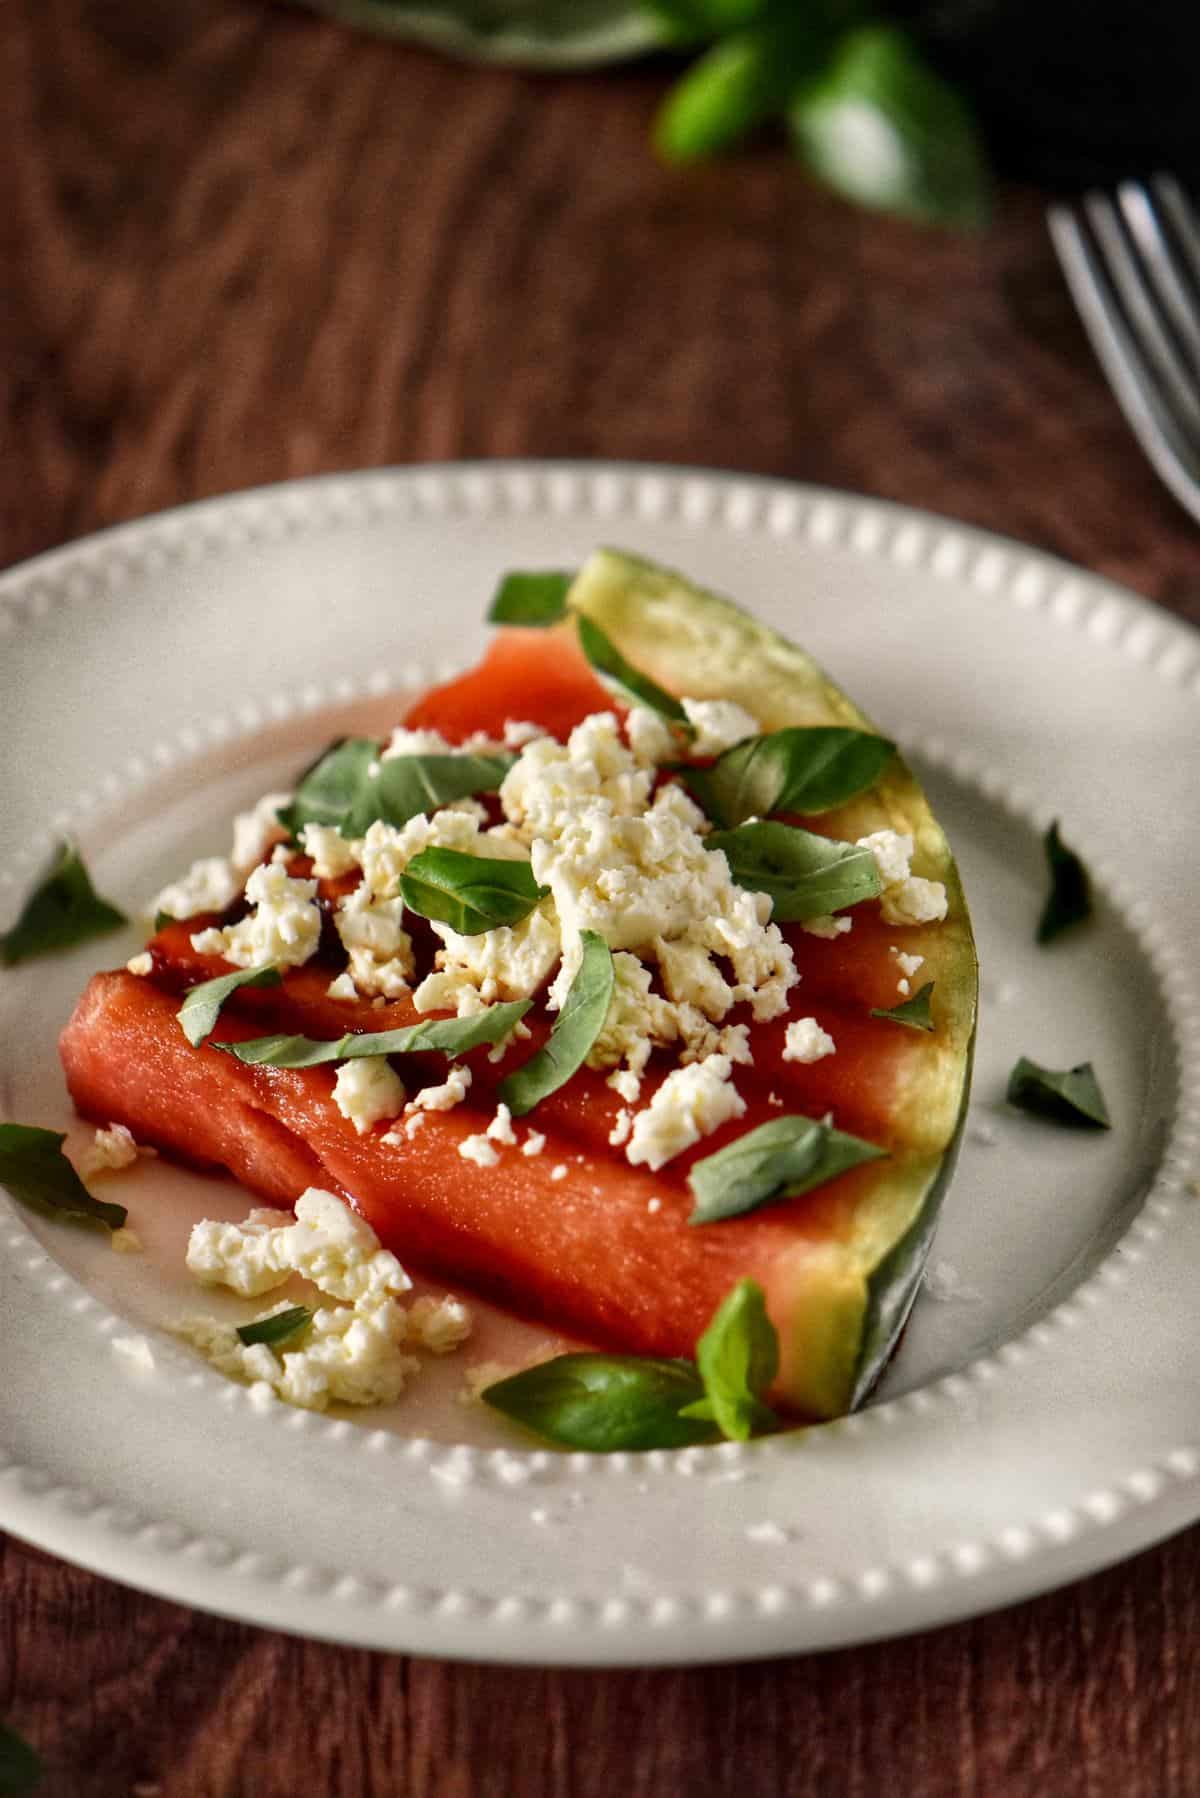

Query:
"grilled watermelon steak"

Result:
[[60, 549, 976, 1421]]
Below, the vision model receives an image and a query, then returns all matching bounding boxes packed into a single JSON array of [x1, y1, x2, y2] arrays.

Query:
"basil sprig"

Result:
[[684, 726, 895, 828], [178, 965, 282, 1047], [236, 1305, 313, 1349], [216, 1000, 531, 1067], [278, 737, 514, 842], [488, 569, 573, 626], [576, 615, 690, 727], [1007, 1057, 1111, 1129], [0, 1720, 42, 1793], [0, 1124, 126, 1232], [678, 1278, 779, 1441], [0, 841, 126, 967], [870, 980, 935, 1032], [400, 848, 548, 936], [498, 931, 615, 1116], [688, 1114, 885, 1225], [483, 1276, 780, 1450], [707, 820, 881, 921], [1037, 821, 1092, 945]]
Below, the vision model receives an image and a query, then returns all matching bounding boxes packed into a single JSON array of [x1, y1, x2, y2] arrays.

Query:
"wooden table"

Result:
[[3, 3, 1200, 1792]]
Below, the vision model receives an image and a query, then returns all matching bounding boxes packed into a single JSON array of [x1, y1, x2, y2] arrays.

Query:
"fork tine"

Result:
[[1048, 200, 1200, 525], [1116, 179, 1200, 373], [1151, 174, 1200, 292], [1083, 191, 1200, 437]]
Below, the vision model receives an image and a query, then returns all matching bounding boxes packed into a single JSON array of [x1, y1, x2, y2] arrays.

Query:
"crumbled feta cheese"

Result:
[[624, 706, 678, 767], [408, 1294, 473, 1354], [608, 1109, 633, 1148], [801, 914, 853, 939], [175, 1298, 421, 1411], [486, 1103, 517, 1146], [857, 829, 913, 887], [335, 883, 414, 997], [302, 823, 361, 880], [550, 1163, 568, 1182], [406, 1065, 472, 1114], [459, 1134, 500, 1168], [608, 1067, 642, 1104], [187, 1189, 411, 1304], [333, 1057, 406, 1134], [522, 1131, 546, 1157], [382, 725, 457, 759], [782, 1017, 837, 1064], [416, 903, 561, 1015], [191, 860, 321, 970], [327, 970, 359, 1001], [680, 697, 758, 757], [500, 712, 653, 840], [890, 947, 925, 979], [152, 856, 240, 922], [881, 876, 948, 926], [502, 719, 546, 750], [126, 951, 153, 976], [647, 1197, 662, 1214], [84, 1123, 143, 1176], [626, 1054, 746, 1172], [110, 1227, 144, 1254], [231, 792, 291, 876]]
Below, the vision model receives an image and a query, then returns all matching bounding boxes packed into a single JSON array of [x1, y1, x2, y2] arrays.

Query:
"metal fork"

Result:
[[1048, 173, 1200, 525]]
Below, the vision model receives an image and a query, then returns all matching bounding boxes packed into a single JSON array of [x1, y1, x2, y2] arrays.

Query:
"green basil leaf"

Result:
[[343, 753, 515, 838], [1037, 821, 1092, 944], [576, 615, 689, 726], [871, 980, 935, 1031], [498, 931, 615, 1116], [655, 12, 830, 159], [688, 1113, 885, 1224], [0, 1124, 126, 1232], [216, 1000, 531, 1067], [278, 737, 380, 839], [0, 841, 126, 966], [686, 726, 895, 828], [706, 820, 881, 920], [1006, 1057, 1111, 1129], [0, 1720, 42, 1793], [487, 569, 573, 626], [399, 848, 548, 935], [682, 1278, 778, 1440], [481, 1353, 716, 1451], [236, 1304, 313, 1349], [789, 25, 989, 230], [178, 965, 282, 1047]]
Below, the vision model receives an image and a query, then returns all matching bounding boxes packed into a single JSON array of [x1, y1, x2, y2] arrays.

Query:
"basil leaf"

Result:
[[655, 13, 828, 160], [0, 1720, 42, 1793], [278, 738, 513, 842], [481, 1353, 716, 1451], [0, 841, 126, 966], [706, 820, 881, 920], [688, 1114, 885, 1224], [686, 727, 895, 828], [343, 753, 515, 838], [789, 26, 989, 230], [216, 1000, 531, 1068], [0, 1124, 126, 1232], [871, 980, 935, 1032], [487, 569, 573, 626], [1007, 1057, 1111, 1129], [1037, 821, 1092, 944], [178, 965, 282, 1047], [498, 931, 615, 1117], [399, 849, 548, 935], [681, 1278, 778, 1440], [278, 737, 380, 839], [576, 615, 689, 726], [236, 1305, 313, 1349]]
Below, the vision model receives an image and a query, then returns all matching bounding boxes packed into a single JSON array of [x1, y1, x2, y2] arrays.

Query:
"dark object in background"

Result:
[[902, 0, 1200, 187]]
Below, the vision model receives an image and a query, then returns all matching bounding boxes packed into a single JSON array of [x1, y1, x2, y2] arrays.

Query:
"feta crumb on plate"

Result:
[[782, 1018, 836, 1064]]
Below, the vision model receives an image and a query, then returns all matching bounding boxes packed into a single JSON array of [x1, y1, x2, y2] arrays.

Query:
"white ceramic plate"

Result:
[[2, 463, 1198, 1665]]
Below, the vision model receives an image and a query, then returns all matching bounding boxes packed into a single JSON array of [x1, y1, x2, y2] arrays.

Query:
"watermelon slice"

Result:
[[59, 550, 976, 1419]]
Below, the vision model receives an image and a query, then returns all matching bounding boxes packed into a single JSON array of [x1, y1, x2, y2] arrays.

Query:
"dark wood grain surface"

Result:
[[3, 2, 1200, 1793]]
